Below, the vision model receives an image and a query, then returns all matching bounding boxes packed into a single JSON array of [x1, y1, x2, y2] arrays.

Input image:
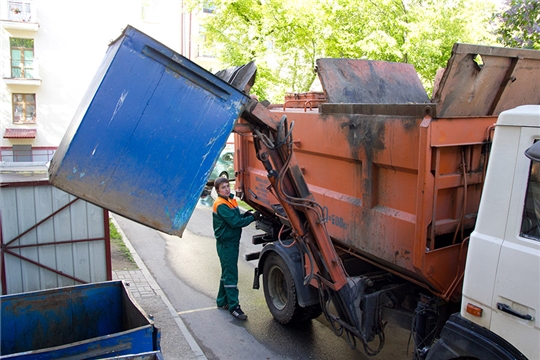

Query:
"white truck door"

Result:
[[490, 110, 540, 359]]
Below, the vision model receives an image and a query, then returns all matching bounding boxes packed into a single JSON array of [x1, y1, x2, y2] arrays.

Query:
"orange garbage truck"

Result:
[[231, 44, 540, 359], [49, 26, 539, 359]]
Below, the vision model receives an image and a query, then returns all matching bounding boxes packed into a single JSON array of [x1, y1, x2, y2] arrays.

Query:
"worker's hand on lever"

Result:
[[245, 210, 261, 220], [252, 211, 262, 221]]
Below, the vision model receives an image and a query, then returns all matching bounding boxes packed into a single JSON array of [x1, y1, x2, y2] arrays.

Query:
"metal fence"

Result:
[[0, 147, 55, 162]]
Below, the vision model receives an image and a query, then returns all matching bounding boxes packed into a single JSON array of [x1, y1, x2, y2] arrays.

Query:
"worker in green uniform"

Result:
[[212, 177, 261, 320]]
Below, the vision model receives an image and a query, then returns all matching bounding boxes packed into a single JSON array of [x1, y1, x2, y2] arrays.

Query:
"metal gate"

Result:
[[0, 165, 111, 295]]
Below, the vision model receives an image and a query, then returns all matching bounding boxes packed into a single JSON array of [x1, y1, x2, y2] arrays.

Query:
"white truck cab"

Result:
[[428, 105, 540, 359]]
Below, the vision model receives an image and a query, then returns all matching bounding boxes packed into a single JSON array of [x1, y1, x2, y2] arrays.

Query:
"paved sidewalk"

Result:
[[113, 269, 157, 298], [110, 217, 207, 360]]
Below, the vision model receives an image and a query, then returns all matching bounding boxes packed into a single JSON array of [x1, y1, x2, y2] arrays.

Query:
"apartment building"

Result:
[[0, 0, 219, 163]]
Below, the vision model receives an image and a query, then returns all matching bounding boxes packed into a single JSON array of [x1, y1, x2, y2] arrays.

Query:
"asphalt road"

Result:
[[115, 201, 413, 360]]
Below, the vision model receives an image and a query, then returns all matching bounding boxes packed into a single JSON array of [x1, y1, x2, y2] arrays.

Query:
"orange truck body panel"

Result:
[[236, 110, 494, 300], [235, 43, 540, 301]]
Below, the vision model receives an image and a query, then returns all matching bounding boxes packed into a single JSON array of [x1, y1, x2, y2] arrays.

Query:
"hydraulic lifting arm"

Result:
[[235, 97, 376, 353], [241, 99, 349, 291]]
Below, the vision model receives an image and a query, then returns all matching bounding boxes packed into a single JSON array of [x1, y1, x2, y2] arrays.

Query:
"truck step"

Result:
[[252, 234, 274, 245], [245, 251, 261, 261]]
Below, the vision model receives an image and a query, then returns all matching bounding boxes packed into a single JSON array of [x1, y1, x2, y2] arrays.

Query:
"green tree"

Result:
[[493, 0, 540, 49], [198, 0, 496, 102], [321, 0, 496, 94]]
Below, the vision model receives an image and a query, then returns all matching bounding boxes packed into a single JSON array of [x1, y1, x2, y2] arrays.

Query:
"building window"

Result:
[[197, 26, 215, 58], [11, 38, 35, 79], [12, 145, 32, 162], [13, 93, 36, 124], [202, 3, 215, 13], [8, 1, 32, 21]]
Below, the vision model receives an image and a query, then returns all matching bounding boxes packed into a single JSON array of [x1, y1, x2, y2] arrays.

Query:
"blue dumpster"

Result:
[[49, 25, 250, 236], [0, 281, 161, 359]]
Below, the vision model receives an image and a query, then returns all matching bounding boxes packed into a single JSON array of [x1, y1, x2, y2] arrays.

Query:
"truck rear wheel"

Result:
[[263, 252, 321, 324]]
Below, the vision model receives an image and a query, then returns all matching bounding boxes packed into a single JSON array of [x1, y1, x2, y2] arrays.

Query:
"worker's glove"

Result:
[[244, 210, 254, 218], [252, 211, 262, 221]]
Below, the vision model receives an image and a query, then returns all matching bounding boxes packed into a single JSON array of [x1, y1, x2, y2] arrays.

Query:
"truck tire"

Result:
[[263, 252, 321, 324]]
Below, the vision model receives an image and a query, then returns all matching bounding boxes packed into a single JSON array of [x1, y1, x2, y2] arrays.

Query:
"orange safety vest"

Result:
[[213, 196, 239, 213]]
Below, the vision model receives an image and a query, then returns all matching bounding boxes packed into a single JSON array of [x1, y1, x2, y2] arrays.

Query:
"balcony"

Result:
[[1, 1, 38, 31], [3, 72, 41, 86], [3, 60, 41, 86], [3, 77, 41, 86]]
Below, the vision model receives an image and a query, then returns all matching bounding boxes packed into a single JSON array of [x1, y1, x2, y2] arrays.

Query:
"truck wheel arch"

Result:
[[258, 242, 320, 308], [426, 314, 528, 360]]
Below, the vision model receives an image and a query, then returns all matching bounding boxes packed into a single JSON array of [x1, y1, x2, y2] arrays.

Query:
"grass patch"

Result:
[[110, 220, 122, 240], [109, 219, 134, 263], [238, 200, 253, 211]]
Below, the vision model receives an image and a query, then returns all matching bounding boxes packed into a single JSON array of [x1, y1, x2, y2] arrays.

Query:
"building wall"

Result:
[[0, 0, 218, 162]]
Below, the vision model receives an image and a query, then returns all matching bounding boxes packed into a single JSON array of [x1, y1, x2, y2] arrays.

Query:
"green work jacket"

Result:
[[212, 194, 254, 243]]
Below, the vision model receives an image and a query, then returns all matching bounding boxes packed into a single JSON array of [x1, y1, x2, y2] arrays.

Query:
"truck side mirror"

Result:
[[525, 141, 540, 162]]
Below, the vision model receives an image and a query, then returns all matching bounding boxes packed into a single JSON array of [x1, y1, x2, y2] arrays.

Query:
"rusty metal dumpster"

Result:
[[49, 25, 250, 236], [0, 281, 161, 359]]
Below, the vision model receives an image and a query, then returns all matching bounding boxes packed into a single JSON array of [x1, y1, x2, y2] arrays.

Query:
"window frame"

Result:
[[10, 37, 35, 79], [12, 93, 37, 124], [12, 145, 33, 162], [197, 25, 216, 58]]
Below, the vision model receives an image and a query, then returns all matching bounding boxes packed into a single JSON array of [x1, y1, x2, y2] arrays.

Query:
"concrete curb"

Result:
[[110, 216, 208, 360]]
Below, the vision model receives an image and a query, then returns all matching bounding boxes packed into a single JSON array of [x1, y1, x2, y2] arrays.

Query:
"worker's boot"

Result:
[[230, 305, 247, 320]]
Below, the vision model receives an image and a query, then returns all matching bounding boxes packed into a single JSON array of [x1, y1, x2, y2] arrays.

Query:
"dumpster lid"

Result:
[[315, 58, 430, 104], [215, 61, 257, 94], [432, 43, 540, 117]]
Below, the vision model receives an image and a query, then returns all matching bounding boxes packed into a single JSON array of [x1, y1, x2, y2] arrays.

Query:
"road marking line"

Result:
[[178, 307, 219, 315]]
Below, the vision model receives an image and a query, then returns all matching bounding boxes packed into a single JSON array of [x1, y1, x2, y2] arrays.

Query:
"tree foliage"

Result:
[[493, 0, 540, 49], [196, 0, 495, 102]]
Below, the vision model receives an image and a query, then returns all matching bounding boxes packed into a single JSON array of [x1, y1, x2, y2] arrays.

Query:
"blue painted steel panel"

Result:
[[49, 25, 249, 236], [0, 281, 160, 359]]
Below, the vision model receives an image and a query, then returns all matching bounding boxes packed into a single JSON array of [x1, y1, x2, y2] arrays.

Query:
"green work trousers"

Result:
[[216, 241, 239, 311]]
